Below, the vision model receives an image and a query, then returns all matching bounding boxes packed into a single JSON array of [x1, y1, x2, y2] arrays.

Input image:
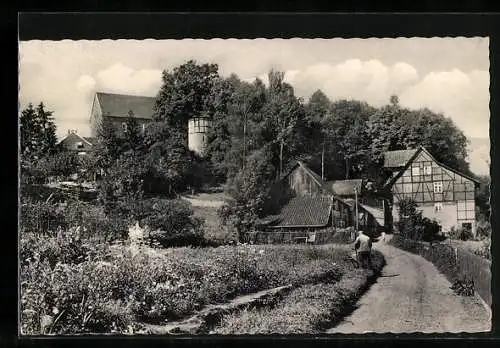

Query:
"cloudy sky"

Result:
[[19, 38, 490, 175]]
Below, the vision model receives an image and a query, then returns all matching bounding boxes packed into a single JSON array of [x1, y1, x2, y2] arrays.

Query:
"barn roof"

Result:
[[383, 149, 419, 168], [327, 179, 364, 196], [269, 196, 333, 228], [96, 92, 156, 119]]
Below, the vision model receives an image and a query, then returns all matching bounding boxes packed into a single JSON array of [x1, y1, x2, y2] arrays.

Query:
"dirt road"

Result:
[[328, 241, 491, 334]]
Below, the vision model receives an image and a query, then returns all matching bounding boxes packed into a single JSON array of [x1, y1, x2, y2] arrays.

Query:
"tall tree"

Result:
[[261, 70, 305, 177], [322, 100, 375, 180], [154, 60, 220, 137], [305, 89, 331, 124], [204, 75, 240, 180], [20, 102, 58, 159], [367, 97, 471, 176], [124, 110, 143, 152]]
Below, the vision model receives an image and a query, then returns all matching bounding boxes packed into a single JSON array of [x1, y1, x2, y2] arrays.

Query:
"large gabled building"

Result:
[[89, 92, 156, 138], [89, 91, 210, 155], [383, 146, 480, 236]]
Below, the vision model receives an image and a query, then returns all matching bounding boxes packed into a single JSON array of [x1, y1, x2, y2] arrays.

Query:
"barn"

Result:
[[262, 161, 352, 232]]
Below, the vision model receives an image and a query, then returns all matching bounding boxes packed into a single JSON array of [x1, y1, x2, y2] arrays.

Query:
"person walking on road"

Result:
[[354, 230, 372, 269]]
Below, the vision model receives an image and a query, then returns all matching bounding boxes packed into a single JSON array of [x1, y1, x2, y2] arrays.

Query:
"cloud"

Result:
[[467, 138, 490, 175], [275, 59, 417, 105], [96, 63, 162, 95], [399, 68, 489, 139], [76, 75, 96, 93]]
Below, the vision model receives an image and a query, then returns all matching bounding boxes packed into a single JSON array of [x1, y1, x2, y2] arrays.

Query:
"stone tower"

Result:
[[188, 116, 211, 156]]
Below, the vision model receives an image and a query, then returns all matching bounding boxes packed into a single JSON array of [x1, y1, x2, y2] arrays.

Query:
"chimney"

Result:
[[68, 129, 70, 135]]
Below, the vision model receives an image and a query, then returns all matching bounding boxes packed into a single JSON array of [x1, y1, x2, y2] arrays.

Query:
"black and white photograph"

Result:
[[19, 36, 491, 335]]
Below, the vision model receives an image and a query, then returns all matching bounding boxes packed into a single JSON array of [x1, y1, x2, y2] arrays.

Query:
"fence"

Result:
[[245, 227, 356, 245], [453, 245, 491, 307]]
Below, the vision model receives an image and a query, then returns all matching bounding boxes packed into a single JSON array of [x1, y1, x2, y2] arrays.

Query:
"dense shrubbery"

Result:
[[20, 198, 128, 242], [448, 226, 474, 241], [20, 198, 68, 235], [476, 219, 491, 239], [474, 239, 491, 260], [396, 198, 442, 242], [21, 234, 374, 334]]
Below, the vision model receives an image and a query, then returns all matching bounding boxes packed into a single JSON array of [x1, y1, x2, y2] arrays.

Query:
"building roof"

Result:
[[58, 132, 95, 147], [383, 148, 419, 168], [359, 203, 385, 226], [327, 179, 364, 196], [293, 161, 348, 200], [384, 146, 480, 187], [270, 196, 333, 228], [343, 199, 385, 226], [96, 92, 156, 119]]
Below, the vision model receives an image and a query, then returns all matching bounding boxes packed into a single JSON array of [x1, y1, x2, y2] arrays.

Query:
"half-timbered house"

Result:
[[384, 146, 480, 236]]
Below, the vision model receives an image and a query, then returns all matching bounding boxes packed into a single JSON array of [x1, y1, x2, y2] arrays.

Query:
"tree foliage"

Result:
[[154, 60, 220, 134], [20, 102, 58, 159], [396, 197, 441, 242]]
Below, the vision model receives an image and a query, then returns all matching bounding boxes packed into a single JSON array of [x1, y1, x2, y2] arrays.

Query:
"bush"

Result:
[[20, 198, 68, 235], [62, 200, 129, 242], [396, 198, 441, 242], [476, 220, 491, 239], [449, 226, 473, 241], [473, 239, 491, 260], [139, 198, 204, 247]]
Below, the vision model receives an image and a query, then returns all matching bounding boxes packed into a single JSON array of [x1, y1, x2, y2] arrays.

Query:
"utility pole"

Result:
[[280, 139, 284, 177], [243, 113, 247, 171], [354, 186, 359, 232], [321, 142, 325, 180]]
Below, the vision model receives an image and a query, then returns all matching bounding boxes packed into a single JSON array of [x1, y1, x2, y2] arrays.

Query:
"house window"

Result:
[[76, 142, 84, 149], [434, 202, 443, 212], [412, 166, 421, 176], [142, 123, 146, 134], [424, 166, 432, 175], [122, 123, 127, 132], [433, 181, 443, 193]]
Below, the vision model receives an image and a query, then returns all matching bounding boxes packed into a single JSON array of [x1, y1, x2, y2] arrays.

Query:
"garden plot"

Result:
[[20, 233, 384, 335]]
